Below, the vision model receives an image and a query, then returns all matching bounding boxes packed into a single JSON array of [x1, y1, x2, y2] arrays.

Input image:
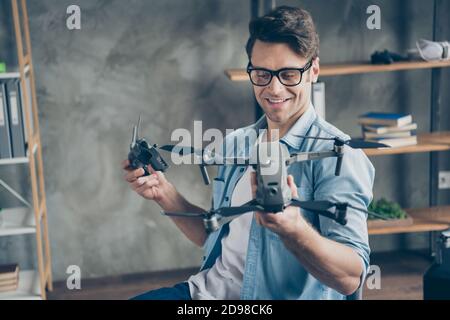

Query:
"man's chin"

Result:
[[264, 110, 287, 124]]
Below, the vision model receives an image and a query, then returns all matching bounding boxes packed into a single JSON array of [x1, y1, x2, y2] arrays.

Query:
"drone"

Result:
[[160, 137, 389, 233], [125, 117, 389, 233]]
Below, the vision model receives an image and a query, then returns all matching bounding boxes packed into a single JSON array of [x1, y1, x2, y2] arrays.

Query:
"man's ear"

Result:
[[311, 57, 320, 83]]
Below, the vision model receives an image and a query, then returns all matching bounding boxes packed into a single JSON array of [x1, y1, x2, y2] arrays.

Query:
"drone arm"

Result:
[[290, 198, 347, 226], [218, 199, 263, 217], [199, 165, 210, 185]]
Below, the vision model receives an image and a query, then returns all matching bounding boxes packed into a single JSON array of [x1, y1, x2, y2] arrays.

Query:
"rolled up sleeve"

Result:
[[313, 146, 375, 283]]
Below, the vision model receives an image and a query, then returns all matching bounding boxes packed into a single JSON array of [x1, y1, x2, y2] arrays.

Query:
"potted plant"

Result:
[[367, 198, 413, 229]]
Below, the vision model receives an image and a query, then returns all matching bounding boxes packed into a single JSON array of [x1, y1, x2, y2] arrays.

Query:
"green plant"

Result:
[[368, 198, 407, 220]]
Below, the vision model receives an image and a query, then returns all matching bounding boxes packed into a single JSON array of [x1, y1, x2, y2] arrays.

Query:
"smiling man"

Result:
[[124, 6, 375, 300]]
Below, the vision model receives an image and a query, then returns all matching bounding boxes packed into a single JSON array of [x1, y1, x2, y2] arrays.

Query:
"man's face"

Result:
[[250, 40, 319, 126]]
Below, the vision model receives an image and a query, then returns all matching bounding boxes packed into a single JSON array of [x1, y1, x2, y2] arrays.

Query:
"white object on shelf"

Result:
[[0, 72, 20, 80], [311, 82, 326, 120], [0, 207, 36, 237], [0, 271, 41, 300], [0, 157, 29, 165]]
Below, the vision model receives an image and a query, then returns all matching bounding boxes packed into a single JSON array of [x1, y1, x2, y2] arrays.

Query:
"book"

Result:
[[20, 73, 34, 143], [358, 112, 413, 127], [0, 82, 13, 159], [0, 264, 19, 281], [0, 277, 18, 287], [6, 80, 26, 158], [363, 123, 418, 134], [311, 82, 326, 120], [363, 130, 416, 139], [367, 136, 417, 148], [0, 283, 18, 293]]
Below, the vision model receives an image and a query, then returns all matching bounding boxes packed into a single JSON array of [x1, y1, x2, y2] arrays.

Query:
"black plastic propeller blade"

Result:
[[293, 135, 335, 142], [344, 139, 389, 149], [346, 204, 388, 220], [161, 211, 205, 218], [217, 205, 263, 217], [291, 199, 336, 212], [159, 145, 202, 156], [293, 135, 389, 149]]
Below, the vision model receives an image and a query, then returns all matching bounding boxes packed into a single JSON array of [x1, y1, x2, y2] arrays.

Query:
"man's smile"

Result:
[[264, 97, 293, 109]]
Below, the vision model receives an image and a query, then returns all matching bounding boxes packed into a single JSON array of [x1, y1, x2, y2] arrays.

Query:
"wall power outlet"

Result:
[[439, 171, 450, 190]]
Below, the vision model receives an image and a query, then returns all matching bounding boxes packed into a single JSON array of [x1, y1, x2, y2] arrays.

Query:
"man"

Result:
[[122, 6, 374, 300]]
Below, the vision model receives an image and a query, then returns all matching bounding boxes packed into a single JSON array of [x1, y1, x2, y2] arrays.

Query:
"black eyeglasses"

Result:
[[247, 59, 313, 87]]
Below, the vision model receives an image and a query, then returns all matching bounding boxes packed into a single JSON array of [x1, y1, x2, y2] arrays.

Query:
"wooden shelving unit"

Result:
[[369, 206, 450, 235], [0, 0, 52, 300], [225, 60, 450, 81], [363, 132, 450, 156]]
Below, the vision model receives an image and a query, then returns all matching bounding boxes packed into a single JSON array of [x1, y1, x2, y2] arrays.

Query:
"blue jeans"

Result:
[[130, 282, 192, 300]]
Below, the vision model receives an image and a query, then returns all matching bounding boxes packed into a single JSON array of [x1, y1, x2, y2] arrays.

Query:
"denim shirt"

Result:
[[200, 104, 375, 300]]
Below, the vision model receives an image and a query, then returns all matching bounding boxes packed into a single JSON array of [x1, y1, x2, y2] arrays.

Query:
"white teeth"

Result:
[[268, 98, 288, 103]]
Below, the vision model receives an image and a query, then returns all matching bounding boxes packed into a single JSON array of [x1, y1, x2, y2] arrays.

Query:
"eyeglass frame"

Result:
[[246, 59, 314, 87]]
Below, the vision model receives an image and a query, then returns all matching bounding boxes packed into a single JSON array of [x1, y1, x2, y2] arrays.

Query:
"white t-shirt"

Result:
[[188, 167, 255, 300]]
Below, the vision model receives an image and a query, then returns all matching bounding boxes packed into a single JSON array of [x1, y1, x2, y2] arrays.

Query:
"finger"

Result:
[[255, 212, 262, 225], [130, 175, 158, 190], [121, 159, 131, 170], [250, 172, 257, 198], [287, 175, 298, 198], [124, 168, 145, 182], [135, 180, 158, 195], [152, 168, 168, 184]]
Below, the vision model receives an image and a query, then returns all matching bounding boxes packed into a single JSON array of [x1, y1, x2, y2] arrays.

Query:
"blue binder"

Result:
[[6, 80, 26, 158], [0, 82, 13, 159]]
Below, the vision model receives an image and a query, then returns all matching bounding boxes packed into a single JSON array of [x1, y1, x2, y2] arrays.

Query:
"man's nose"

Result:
[[267, 75, 285, 94]]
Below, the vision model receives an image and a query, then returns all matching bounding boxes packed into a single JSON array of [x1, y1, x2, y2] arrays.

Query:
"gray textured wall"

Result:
[[1, 0, 449, 281]]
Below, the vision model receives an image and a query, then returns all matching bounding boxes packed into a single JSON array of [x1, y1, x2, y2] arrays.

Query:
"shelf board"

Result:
[[225, 60, 450, 81], [363, 132, 450, 156], [369, 206, 450, 235], [0, 144, 38, 166], [0, 270, 41, 300], [0, 207, 36, 237], [0, 71, 20, 80], [0, 157, 29, 165]]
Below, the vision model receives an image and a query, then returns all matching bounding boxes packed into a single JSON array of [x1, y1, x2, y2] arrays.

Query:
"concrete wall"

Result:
[[0, 0, 449, 281]]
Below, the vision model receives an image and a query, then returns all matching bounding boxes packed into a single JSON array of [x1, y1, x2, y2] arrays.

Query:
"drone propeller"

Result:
[[161, 211, 205, 218], [216, 202, 264, 217], [293, 135, 389, 149], [159, 145, 203, 157], [346, 204, 388, 220], [291, 199, 387, 220]]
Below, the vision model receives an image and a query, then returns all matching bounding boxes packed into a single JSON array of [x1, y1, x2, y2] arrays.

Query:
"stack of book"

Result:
[[358, 112, 418, 148], [0, 264, 19, 293]]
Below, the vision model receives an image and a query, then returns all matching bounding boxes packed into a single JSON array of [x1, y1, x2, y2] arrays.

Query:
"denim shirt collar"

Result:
[[248, 102, 317, 152]]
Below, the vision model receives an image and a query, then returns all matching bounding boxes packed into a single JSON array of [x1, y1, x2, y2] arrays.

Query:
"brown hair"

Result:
[[246, 6, 319, 61]]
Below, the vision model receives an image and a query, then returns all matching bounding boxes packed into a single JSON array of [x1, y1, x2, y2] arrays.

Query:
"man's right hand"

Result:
[[122, 159, 173, 205], [122, 159, 208, 247]]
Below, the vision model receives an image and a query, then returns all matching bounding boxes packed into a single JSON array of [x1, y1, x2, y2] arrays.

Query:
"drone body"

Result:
[[253, 141, 292, 213]]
